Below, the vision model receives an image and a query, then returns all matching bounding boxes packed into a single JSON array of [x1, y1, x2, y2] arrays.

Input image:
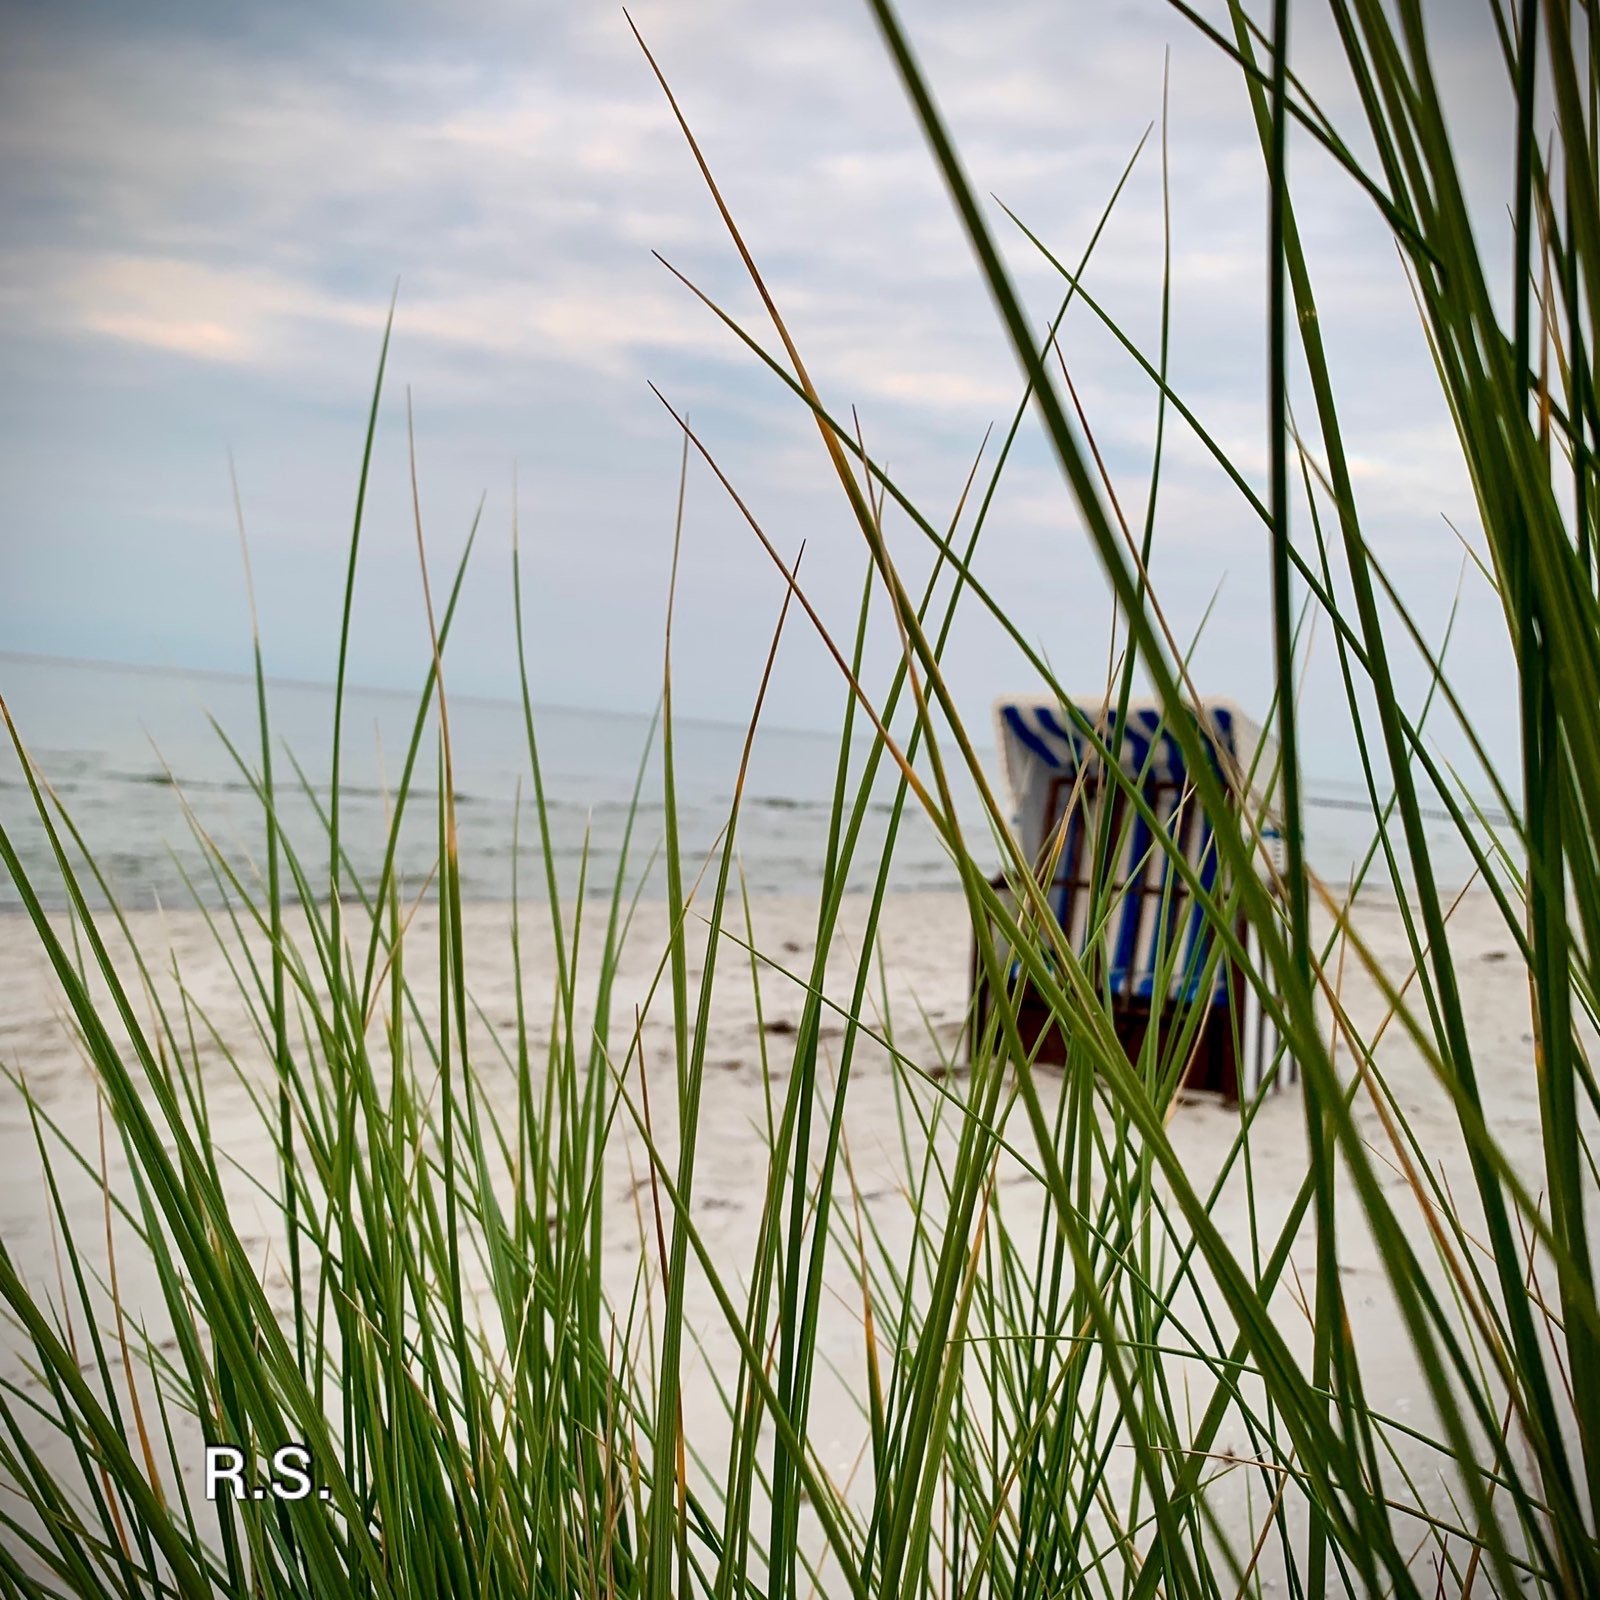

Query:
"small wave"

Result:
[[744, 795, 827, 813], [106, 769, 254, 794], [1304, 791, 1513, 828]]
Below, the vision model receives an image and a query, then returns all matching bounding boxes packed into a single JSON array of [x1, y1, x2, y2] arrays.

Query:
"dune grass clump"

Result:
[[2, 0, 1598, 1594]]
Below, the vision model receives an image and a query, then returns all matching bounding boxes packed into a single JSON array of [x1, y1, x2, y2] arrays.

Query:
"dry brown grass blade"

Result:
[[1050, 333, 1208, 724], [361, 860, 442, 1034], [35, 1089, 134, 1564], [98, 1093, 165, 1511], [624, 10, 869, 513], [1310, 870, 1552, 1463], [644, 385, 940, 823], [646, 385, 1123, 1081], [1461, 1205, 1553, 1597], [407, 388, 459, 873], [1230, 1449, 1295, 1600], [630, 1007, 685, 1570], [837, 1101, 885, 1468], [630, 12, 1050, 940]]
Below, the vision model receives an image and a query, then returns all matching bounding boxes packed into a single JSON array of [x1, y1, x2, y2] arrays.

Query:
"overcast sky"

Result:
[[1, 0, 1525, 783]]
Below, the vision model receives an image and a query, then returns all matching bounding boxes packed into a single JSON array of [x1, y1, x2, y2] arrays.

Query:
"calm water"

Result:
[[0, 655, 1498, 914], [0, 654, 974, 913]]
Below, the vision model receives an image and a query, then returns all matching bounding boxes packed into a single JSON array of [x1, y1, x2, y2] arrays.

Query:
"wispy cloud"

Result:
[[0, 0, 1516, 774]]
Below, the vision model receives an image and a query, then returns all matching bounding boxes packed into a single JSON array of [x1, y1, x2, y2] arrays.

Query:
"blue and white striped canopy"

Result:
[[991, 696, 1280, 1011], [993, 696, 1275, 861]]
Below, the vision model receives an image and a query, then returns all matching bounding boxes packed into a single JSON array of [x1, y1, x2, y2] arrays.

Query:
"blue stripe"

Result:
[[997, 700, 1246, 1006], [1162, 735, 1188, 793], [1033, 705, 1082, 768], [1137, 780, 1192, 998], [1177, 811, 1224, 1001], [1053, 803, 1082, 928], [1109, 857, 1150, 987], [1002, 705, 1061, 768], [1109, 728, 1152, 988]]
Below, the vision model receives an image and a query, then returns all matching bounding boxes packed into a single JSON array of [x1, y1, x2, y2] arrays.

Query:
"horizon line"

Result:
[[0, 648, 1507, 816], [0, 646, 845, 741]]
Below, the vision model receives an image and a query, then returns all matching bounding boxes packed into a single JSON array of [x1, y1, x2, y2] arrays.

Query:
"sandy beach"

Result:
[[0, 883, 1572, 1577]]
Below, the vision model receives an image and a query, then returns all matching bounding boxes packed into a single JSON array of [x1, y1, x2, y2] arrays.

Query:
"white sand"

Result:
[[0, 886, 1573, 1581]]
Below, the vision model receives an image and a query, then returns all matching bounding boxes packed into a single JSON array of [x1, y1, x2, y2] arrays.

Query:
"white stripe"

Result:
[[997, 701, 1216, 804], [1168, 799, 1208, 1001], [1109, 799, 1144, 991], [1131, 786, 1172, 993], [1064, 783, 1099, 954], [1242, 923, 1263, 1098], [1143, 787, 1185, 994]]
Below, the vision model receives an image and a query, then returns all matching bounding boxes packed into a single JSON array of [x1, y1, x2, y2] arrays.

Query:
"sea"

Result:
[[0, 653, 1499, 915]]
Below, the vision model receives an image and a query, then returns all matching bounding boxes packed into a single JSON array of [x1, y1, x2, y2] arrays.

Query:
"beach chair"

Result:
[[969, 696, 1295, 1102]]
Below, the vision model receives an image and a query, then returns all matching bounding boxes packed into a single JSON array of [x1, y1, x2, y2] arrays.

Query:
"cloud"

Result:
[[0, 0, 1521, 776], [12, 253, 368, 362]]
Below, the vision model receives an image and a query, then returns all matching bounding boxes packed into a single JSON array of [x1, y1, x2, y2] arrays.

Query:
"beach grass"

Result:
[[2, 0, 1598, 1594]]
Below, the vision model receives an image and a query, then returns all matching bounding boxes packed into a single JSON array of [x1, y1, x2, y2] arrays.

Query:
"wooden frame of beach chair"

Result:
[[968, 698, 1295, 1104]]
